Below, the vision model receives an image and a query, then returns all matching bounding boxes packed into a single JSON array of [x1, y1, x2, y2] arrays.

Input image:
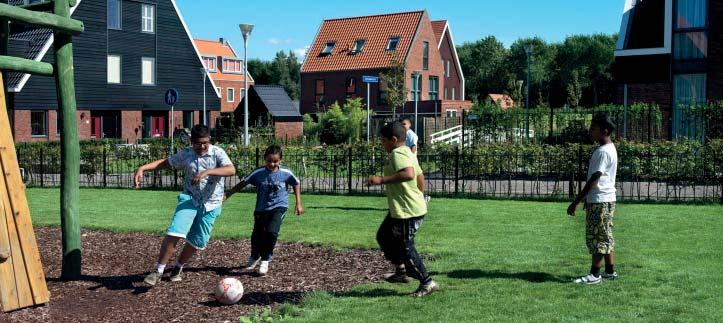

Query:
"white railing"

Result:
[[429, 125, 474, 147]]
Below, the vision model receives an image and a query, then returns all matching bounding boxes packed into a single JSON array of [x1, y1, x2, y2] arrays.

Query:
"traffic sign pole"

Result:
[[164, 89, 179, 156], [170, 105, 174, 156], [366, 82, 370, 143]]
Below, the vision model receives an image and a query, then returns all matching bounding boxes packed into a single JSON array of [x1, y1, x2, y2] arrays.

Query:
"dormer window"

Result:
[[320, 42, 335, 56], [351, 39, 366, 54], [222, 57, 243, 74], [386, 37, 400, 51]]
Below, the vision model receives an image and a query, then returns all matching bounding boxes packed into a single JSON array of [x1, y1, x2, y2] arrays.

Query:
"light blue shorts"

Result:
[[166, 193, 222, 250]]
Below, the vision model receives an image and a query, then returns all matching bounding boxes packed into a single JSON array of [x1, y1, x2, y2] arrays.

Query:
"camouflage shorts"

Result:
[[585, 202, 616, 254]]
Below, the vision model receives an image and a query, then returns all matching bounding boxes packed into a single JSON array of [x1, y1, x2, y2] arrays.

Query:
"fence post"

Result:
[[577, 145, 583, 195], [39, 146, 44, 187], [333, 153, 337, 193], [173, 146, 178, 189], [347, 147, 352, 194], [454, 146, 460, 195], [461, 110, 466, 147], [648, 105, 652, 143], [102, 144, 107, 188]]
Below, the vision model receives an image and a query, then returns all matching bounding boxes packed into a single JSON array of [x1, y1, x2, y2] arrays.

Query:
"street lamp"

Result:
[[200, 67, 207, 126], [412, 71, 421, 135], [240, 23, 254, 146], [524, 44, 533, 142]]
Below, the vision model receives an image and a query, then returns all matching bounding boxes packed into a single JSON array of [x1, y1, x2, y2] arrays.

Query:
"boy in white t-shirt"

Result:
[[567, 114, 618, 284]]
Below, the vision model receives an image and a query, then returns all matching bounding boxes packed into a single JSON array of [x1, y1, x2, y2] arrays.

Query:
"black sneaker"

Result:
[[601, 271, 618, 280], [411, 280, 438, 297], [169, 266, 183, 282], [384, 272, 412, 283]]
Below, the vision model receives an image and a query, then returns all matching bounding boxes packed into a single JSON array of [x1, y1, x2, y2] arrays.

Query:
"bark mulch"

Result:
[[1, 227, 389, 322]]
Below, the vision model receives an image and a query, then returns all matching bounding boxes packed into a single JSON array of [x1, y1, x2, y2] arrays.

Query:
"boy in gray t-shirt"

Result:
[[567, 114, 618, 285]]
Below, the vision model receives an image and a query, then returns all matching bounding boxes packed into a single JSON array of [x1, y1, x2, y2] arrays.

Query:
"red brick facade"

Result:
[[12, 109, 91, 143], [274, 121, 303, 139]]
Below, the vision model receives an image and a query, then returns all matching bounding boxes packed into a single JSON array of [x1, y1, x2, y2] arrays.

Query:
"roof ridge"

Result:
[[324, 10, 424, 22]]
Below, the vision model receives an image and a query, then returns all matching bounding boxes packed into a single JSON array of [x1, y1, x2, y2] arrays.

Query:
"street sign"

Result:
[[165, 88, 179, 106], [362, 75, 379, 83]]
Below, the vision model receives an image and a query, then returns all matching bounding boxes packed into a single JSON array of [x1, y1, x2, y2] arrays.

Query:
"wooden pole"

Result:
[[53, 0, 81, 280], [0, 3, 83, 35], [0, 56, 54, 76]]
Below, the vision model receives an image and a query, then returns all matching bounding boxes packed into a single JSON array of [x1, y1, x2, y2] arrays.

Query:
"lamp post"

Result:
[[240, 23, 254, 146], [412, 71, 421, 134], [200, 67, 207, 126], [524, 44, 533, 142]]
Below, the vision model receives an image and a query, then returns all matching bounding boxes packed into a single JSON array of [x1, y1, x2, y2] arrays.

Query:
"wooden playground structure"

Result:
[[0, 0, 83, 312]]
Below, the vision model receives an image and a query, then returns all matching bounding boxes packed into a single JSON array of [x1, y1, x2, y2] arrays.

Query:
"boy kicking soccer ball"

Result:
[[567, 114, 619, 284], [225, 145, 303, 276]]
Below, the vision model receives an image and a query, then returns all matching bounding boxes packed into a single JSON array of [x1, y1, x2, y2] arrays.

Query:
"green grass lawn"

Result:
[[27, 188, 723, 322]]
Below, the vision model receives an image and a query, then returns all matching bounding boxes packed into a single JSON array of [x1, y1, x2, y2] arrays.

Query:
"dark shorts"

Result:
[[585, 202, 616, 254]]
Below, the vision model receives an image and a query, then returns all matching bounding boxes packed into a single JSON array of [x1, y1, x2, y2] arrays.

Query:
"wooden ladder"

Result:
[[0, 0, 83, 312]]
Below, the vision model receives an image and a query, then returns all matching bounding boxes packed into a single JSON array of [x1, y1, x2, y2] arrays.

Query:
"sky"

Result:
[[176, 0, 624, 62]]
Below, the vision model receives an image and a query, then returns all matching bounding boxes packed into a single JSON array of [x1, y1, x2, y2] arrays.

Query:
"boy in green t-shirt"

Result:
[[367, 121, 438, 297]]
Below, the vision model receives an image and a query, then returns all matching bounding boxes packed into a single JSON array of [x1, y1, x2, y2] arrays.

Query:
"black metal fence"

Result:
[[16, 142, 723, 203]]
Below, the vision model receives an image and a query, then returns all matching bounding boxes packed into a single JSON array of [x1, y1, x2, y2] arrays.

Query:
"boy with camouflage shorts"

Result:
[[567, 115, 618, 284]]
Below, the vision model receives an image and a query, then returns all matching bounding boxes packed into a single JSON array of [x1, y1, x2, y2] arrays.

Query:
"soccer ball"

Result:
[[215, 277, 244, 305]]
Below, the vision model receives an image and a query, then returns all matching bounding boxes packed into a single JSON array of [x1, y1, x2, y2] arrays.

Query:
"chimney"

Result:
[[219, 37, 224, 44]]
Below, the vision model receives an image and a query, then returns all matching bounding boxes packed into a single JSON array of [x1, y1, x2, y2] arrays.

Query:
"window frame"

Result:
[[672, 0, 708, 60], [446, 60, 451, 78], [423, 41, 429, 70], [320, 42, 335, 56], [202, 56, 217, 72], [107, 54, 121, 84], [107, 0, 121, 30], [183, 111, 194, 129], [227, 88, 235, 103], [345, 77, 356, 99], [315, 79, 326, 106], [141, 3, 155, 34], [428, 76, 439, 100], [222, 57, 244, 74], [351, 39, 366, 54], [386, 37, 400, 51], [141, 57, 156, 86], [31, 110, 47, 137], [446, 109, 457, 118], [411, 74, 422, 101]]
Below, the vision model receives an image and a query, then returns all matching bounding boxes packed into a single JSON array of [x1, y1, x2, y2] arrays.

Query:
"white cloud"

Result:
[[293, 46, 310, 61], [268, 38, 293, 45]]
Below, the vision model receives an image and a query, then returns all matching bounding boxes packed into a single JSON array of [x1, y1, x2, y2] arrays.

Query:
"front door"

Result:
[[91, 116, 102, 139], [151, 116, 165, 137]]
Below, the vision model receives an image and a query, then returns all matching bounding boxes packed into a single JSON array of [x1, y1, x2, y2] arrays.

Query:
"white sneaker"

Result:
[[246, 257, 260, 270], [424, 195, 431, 204], [573, 274, 601, 284], [258, 261, 269, 276]]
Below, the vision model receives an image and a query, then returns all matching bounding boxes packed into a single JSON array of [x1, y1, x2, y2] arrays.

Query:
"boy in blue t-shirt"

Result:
[[225, 145, 303, 276]]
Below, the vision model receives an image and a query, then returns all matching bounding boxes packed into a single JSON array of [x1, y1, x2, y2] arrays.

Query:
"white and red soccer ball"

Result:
[[215, 277, 244, 305]]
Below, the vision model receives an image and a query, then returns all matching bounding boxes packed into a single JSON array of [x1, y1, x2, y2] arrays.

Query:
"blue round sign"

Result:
[[165, 88, 179, 106]]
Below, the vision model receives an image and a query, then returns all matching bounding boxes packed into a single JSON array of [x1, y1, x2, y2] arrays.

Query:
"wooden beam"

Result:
[[19, 1, 54, 12], [0, 56, 54, 76], [53, 0, 81, 280], [0, 3, 83, 35]]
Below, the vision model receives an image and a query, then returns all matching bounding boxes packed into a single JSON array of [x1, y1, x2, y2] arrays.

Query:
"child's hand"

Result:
[[367, 176, 383, 186], [192, 171, 208, 185], [295, 204, 304, 216], [133, 169, 144, 189], [567, 202, 578, 216]]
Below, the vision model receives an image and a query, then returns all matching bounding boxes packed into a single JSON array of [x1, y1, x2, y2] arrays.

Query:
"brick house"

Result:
[[613, 0, 722, 139], [194, 38, 254, 129], [300, 10, 472, 124], [6, 0, 220, 143]]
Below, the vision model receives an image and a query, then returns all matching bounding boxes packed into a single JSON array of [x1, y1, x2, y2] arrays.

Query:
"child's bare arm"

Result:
[[293, 184, 303, 215], [224, 180, 249, 200], [416, 173, 425, 193], [192, 164, 236, 185], [367, 167, 415, 186], [134, 159, 171, 188], [567, 171, 602, 216]]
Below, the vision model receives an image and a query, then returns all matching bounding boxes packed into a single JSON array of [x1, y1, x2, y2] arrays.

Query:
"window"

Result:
[[451, 87, 456, 100], [411, 74, 422, 101], [386, 37, 400, 51], [141, 57, 155, 85], [227, 88, 235, 102], [183, 111, 194, 129], [345, 77, 356, 99], [320, 42, 335, 56], [444, 87, 448, 100], [203, 56, 217, 71], [445, 60, 451, 78], [351, 39, 365, 54], [446, 110, 457, 118], [239, 88, 246, 101], [31, 111, 47, 137], [315, 79, 325, 106], [674, 0, 707, 60], [107, 55, 121, 84], [222, 58, 243, 73], [673, 73, 707, 138], [141, 4, 155, 33], [423, 41, 429, 70], [107, 0, 121, 30], [428, 76, 439, 100]]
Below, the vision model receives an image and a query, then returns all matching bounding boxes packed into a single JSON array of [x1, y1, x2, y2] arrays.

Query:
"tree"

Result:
[[507, 37, 558, 108], [379, 52, 406, 119], [555, 34, 616, 106], [247, 50, 301, 100], [457, 36, 513, 103], [247, 59, 273, 84]]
